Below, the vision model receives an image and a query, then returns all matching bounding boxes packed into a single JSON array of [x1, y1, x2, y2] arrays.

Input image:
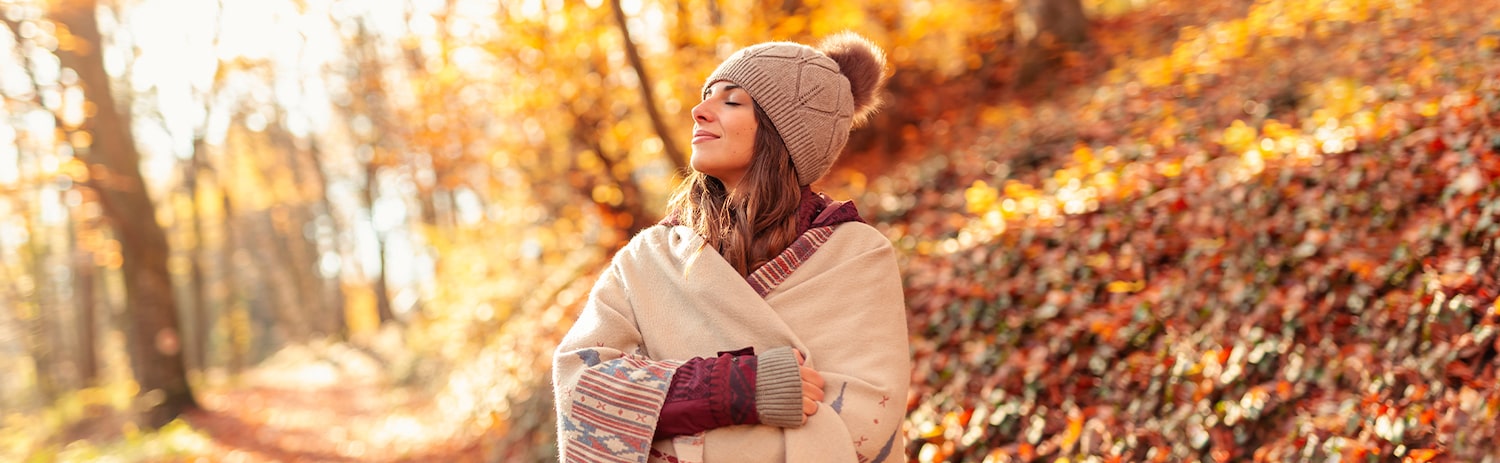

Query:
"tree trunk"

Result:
[[365, 161, 397, 325], [270, 206, 319, 335], [185, 140, 209, 373], [232, 210, 284, 362], [609, 0, 689, 176], [265, 117, 348, 336], [24, 212, 64, 401], [1016, 0, 1090, 87], [50, 0, 197, 427], [246, 208, 313, 341], [222, 194, 247, 374], [349, 20, 399, 327], [705, 0, 723, 27], [303, 139, 348, 337], [22, 256, 60, 403], [73, 247, 99, 386]]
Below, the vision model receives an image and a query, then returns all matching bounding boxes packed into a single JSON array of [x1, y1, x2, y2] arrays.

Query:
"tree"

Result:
[[183, 136, 211, 372], [71, 234, 100, 386], [610, 0, 688, 175], [346, 20, 401, 326], [1015, 0, 1091, 86], [48, 0, 196, 427]]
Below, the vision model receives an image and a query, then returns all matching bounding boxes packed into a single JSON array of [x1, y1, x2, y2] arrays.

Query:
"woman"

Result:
[[553, 32, 910, 463]]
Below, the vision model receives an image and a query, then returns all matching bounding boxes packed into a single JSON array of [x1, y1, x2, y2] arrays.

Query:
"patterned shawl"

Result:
[[553, 222, 910, 462]]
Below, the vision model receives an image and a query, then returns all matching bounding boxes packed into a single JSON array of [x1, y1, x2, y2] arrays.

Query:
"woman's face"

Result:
[[690, 81, 758, 190]]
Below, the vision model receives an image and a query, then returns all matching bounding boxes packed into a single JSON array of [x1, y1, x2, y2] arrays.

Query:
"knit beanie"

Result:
[[702, 32, 887, 185]]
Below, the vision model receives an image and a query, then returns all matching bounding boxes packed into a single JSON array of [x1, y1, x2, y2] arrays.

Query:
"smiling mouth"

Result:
[[691, 130, 719, 144]]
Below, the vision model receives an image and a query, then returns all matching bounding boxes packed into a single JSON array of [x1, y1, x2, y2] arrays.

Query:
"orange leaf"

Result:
[[1404, 448, 1441, 463], [1276, 380, 1292, 399], [1061, 414, 1084, 450]]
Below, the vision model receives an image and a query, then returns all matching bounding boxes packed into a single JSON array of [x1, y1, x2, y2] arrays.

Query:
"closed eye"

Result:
[[702, 83, 744, 101]]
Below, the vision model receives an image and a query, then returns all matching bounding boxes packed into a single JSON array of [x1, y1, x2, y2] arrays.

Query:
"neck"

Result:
[[715, 174, 742, 193]]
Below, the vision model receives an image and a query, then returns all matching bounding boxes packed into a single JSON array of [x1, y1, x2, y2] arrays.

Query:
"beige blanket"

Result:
[[554, 223, 910, 462]]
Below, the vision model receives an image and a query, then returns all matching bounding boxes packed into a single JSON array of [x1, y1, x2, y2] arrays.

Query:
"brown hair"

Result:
[[665, 103, 802, 276]]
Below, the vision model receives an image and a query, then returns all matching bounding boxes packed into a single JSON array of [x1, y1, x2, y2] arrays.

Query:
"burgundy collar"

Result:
[[794, 185, 863, 234]]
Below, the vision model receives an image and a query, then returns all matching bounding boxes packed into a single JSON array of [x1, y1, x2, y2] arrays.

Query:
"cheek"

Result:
[[729, 121, 757, 157]]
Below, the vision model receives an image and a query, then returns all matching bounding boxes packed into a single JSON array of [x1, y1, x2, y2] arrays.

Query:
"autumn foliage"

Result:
[[6, 0, 1500, 461], [876, 0, 1500, 461]]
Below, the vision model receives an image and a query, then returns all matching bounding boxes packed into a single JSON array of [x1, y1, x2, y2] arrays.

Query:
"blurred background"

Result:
[[2, 0, 1498, 461]]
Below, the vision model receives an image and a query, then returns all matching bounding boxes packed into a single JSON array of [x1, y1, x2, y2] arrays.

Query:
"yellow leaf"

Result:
[[918, 420, 945, 439], [1261, 119, 1296, 139], [1418, 101, 1440, 118], [1003, 181, 1038, 198], [1159, 161, 1183, 178], [1481, 35, 1500, 53], [1107, 280, 1144, 293], [1220, 120, 1258, 153], [1073, 144, 1093, 166], [965, 180, 998, 215], [1139, 57, 1174, 88]]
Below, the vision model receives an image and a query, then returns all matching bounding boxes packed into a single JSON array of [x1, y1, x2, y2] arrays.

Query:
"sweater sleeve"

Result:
[[754, 346, 806, 427], [655, 347, 761, 438]]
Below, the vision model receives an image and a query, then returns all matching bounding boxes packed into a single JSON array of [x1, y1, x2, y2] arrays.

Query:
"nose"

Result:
[[691, 101, 712, 123]]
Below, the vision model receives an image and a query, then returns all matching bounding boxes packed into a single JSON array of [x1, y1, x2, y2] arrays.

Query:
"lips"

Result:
[[691, 129, 719, 144]]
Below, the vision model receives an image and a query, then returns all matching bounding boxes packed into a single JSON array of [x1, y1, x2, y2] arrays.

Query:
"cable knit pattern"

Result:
[[704, 42, 850, 185], [702, 33, 886, 185]]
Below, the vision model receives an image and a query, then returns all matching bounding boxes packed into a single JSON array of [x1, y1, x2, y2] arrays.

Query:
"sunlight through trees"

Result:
[[2, 0, 1497, 461]]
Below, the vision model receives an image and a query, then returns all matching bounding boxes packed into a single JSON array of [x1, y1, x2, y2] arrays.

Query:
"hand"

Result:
[[793, 349, 825, 425]]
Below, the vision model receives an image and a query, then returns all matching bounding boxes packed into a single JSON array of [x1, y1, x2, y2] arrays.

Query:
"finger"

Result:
[[801, 366, 824, 388], [793, 349, 805, 365], [803, 397, 819, 416], [805, 381, 825, 402]]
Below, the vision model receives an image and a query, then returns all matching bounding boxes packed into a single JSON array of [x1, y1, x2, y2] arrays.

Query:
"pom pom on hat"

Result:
[[701, 32, 889, 185], [817, 32, 887, 128]]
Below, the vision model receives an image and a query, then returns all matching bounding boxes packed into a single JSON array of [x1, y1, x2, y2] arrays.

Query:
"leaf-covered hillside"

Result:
[[861, 0, 1500, 461]]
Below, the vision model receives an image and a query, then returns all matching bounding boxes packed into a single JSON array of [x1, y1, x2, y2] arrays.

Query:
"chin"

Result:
[[689, 160, 718, 178]]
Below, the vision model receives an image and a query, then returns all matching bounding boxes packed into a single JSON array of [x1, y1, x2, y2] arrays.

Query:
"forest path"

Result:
[[184, 344, 492, 462]]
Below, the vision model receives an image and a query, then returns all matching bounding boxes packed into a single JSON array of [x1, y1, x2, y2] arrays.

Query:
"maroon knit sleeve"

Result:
[[654, 347, 761, 438]]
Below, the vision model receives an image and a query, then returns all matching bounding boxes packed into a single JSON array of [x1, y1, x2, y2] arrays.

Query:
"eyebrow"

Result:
[[703, 84, 743, 99]]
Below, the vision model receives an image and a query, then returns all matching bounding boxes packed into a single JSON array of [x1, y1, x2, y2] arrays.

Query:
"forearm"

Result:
[[654, 345, 811, 438], [655, 348, 760, 438]]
